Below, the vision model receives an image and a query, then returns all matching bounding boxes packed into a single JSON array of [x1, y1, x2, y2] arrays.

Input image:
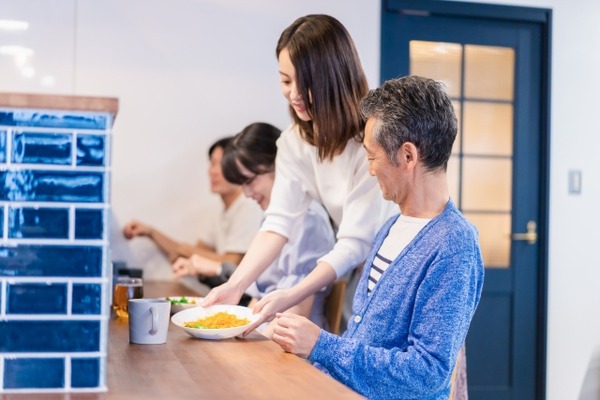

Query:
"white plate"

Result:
[[163, 296, 202, 314], [171, 305, 259, 340]]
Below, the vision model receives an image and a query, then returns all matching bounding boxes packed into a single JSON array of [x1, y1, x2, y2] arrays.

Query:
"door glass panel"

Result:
[[465, 45, 515, 100], [462, 158, 512, 211], [463, 102, 513, 156], [447, 155, 460, 204], [410, 41, 462, 97], [464, 213, 511, 267], [452, 101, 462, 154], [410, 41, 515, 269]]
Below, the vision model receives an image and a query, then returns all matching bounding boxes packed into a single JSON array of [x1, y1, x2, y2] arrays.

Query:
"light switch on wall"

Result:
[[568, 170, 582, 194]]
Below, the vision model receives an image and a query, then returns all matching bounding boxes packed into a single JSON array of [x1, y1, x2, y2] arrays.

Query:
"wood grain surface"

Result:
[[1, 281, 363, 400]]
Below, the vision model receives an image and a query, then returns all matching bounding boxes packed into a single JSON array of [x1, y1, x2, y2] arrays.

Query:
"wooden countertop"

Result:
[[1, 281, 363, 400], [0, 92, 118, 116]]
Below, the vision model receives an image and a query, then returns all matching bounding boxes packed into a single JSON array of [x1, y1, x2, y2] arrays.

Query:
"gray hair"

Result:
[[359, 76, 457, 171]]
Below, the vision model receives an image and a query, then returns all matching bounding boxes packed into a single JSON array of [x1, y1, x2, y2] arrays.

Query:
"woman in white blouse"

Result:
[[203, 14, 394, 331]]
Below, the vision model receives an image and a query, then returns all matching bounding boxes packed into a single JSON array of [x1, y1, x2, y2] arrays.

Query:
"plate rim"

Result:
[[170, 304, 259, 339]]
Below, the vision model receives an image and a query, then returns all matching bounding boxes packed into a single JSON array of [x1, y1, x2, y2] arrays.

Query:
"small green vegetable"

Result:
[[189, 324, 210, 329], [166, 296, 192, 304]]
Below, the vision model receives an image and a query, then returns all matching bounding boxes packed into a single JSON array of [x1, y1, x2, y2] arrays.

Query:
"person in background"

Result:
[[172, 122, 336, 337], [203, 14, 395, 331], [122, 137, 263, 267], [271, 76, 485, 400]]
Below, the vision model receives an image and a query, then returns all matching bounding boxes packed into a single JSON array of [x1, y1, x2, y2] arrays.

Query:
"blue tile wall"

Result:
[[77, 135, 105, 166], [4, 358, 64, 389], [7, 282, 67, 314], [0, 110, 107, 130], [0, 245, 102, 277], [12, 132, 72, 165], [75, 209, 104, 239], [0, 130, 6, 162], [72, 283, 102, 315], [9, 207, 70, 239], [1, 105, 113, 393], [0, 321, 100, 352], [71, 358, 101, 388], [0, 170, 104, 203]]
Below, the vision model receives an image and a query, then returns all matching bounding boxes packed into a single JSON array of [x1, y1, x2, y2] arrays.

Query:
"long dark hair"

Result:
[[276, 14, 369, 161], [221, 122, 281, 184]]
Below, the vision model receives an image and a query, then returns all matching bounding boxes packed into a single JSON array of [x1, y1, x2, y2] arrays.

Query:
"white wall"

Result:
[[0, 0, 598, 398]]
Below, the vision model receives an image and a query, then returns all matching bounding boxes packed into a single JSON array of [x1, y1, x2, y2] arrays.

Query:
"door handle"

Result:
[[511, 220, 537, 244]]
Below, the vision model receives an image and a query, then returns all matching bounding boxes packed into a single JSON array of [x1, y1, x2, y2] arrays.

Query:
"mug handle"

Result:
[[149, 306, 158, 335]]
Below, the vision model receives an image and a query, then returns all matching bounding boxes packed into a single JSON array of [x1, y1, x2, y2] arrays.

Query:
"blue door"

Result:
[[381, 1, 551, 399]]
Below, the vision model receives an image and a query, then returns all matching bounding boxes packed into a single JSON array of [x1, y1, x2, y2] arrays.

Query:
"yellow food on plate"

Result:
[[184, 311, 250, 329]]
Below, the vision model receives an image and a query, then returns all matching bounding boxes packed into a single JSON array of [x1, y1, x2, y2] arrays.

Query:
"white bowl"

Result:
[[163, 296, 202, 314], [171, 305, 259, 340]]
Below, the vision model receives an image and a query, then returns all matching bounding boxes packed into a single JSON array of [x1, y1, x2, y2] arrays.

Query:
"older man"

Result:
[[272, 76, 485, 400]]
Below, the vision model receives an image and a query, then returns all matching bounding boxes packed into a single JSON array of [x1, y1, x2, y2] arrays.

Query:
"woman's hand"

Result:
[[272, 312, 321, 358], [241, 288, 296, 335], [202, 280, 244, 307]]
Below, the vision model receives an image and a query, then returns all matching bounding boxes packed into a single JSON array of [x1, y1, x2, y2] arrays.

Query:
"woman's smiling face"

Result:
[[237, 161, 275, 210], [278, 47, 311, 122]]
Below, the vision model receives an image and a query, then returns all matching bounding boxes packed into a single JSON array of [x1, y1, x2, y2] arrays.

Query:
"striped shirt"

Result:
[[368, 214, 431, 293]]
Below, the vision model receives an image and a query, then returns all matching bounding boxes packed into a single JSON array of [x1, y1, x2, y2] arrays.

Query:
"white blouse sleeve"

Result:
[[319, 149, 388, 278], [262, 126, 396, 278], [260, 128, 313, 239]]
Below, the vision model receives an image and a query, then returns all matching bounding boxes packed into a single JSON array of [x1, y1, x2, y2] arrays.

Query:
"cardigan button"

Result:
[[353, 315, 362, 323]]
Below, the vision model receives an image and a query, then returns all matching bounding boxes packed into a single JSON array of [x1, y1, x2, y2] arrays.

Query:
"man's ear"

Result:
[[400, 142, 418, 168]]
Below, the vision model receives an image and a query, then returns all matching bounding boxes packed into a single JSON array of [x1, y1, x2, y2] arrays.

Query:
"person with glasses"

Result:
[[171, 122, 335, 336]]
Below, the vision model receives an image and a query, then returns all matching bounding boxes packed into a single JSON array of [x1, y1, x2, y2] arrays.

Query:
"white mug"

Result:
[[128, 298, 171, 344]]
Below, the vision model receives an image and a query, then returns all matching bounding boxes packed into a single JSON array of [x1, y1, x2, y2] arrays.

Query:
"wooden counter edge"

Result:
[[0, 92, 119, 118]]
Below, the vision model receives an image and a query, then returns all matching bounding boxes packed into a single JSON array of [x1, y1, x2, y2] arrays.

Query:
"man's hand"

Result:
[[272, 312, 321, 358], [172, 255, 221, 278], [122, 220, 152, 239], [171, 256, 195, 277]]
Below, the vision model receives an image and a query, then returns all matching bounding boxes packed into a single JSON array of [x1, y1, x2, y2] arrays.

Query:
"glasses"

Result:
[[241, 169, 272, 187], [241, 174, 259, 187]]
